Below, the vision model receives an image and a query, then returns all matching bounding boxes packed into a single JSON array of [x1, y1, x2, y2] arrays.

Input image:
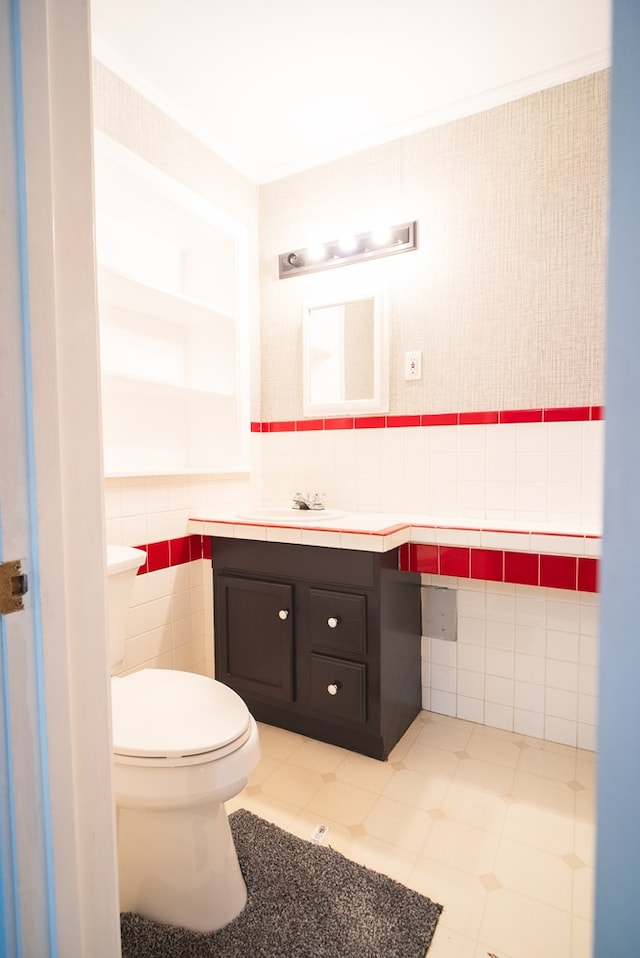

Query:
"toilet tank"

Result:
[[106, 545, 146, 670]]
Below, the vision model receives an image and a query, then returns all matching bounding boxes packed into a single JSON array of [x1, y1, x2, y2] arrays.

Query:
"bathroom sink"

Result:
[[236, 508, 346, 523]]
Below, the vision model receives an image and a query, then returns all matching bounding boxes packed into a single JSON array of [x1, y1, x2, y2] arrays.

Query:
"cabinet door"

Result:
[[215, 575, 294, 702]]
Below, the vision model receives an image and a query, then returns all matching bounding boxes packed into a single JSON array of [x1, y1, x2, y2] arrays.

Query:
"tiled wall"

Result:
[[104, 459, 260, 677], [258, 415, 603, 528], [421, 575, 598, 751]]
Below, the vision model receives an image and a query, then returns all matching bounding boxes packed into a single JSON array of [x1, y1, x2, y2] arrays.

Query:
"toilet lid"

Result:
[[111, 669, 251, 759]]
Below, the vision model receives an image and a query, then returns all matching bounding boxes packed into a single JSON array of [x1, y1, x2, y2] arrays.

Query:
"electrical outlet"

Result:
[[404, 350, 422, 381]]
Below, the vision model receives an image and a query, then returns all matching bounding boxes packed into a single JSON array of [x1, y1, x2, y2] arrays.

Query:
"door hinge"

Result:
[[0, 560, 29, 615]]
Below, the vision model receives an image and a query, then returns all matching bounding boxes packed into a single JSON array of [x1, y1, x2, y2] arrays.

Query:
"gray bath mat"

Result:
[[120, 808, 443, 957]]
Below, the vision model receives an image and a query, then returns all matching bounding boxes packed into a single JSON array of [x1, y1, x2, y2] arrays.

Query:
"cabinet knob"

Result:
[[278, 609, 289, 620], [327, 616, 339, 629], [327, 682, 341, 696]]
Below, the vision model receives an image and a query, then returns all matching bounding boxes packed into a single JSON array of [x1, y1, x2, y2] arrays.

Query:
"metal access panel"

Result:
[[421, 585, 457, 641]]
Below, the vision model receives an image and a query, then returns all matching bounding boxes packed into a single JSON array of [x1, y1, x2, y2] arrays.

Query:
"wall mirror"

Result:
[[302, 290, 389, 417]]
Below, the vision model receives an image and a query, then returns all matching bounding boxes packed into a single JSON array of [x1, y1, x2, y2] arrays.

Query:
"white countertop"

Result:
[[188, 510, 601, 557]]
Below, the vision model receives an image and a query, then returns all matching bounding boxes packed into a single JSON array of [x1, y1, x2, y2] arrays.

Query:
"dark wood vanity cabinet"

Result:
[[212, 537, 422, 760]]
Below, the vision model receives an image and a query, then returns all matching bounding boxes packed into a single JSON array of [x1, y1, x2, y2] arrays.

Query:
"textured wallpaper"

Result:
[[259, 72, 609, 421]]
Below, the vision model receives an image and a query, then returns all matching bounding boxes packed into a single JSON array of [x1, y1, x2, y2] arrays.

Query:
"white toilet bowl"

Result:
[[111, 667, 260, 932]]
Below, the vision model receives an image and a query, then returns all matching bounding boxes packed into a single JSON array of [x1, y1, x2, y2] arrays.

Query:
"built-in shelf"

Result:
[[94, 132, 249, 477], [98, 266, 234, 329]]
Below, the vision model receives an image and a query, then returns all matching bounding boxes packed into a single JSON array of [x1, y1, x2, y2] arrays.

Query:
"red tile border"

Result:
[[355, 415, 386, 429], [578, 556, 599, 593], [324, 417, 354, 430], [499, 408, 543, 424], [133, 533, 600, 594], [543, 406, 590, 422], [261, 405, 603, 433], [297, 418, 324, 431], [459, 411, 499, 425], [540, 554, 577, 591], [387, 414, 421, 428], [169, 536, 190, 566], [146, 540, 170, 573], [471, 548, 504, 581], [504, 551, 539, 586], [440, 546, 470, 577], [411, 543, 439, 574], [421, 413, 458, 427]]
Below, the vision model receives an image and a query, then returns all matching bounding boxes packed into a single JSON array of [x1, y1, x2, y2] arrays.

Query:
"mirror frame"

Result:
[[302, 288, 389, 418]]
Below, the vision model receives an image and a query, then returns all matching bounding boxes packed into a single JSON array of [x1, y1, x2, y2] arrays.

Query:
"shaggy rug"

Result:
[[120, 808, 443, 958]]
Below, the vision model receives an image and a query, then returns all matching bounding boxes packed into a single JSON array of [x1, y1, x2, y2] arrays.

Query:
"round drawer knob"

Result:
[[278, 609, 289, 620], [327, 682, 341, 696], [327, 616, 339, 629]]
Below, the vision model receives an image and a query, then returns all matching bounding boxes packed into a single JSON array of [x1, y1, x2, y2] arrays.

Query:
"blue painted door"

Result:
[[0, 0, 57, 954]]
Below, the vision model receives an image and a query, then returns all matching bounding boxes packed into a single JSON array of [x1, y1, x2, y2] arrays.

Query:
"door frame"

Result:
[[5, 0, 121, 953]]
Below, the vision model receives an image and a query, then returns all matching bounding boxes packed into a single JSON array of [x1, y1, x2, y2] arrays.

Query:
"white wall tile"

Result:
[[514, 681, 545, 713], [457, 696, 485, 723], [486, 648, 515, 679], [430, 664, 457, 694], [546, 659, 579, 692], [514, 709, 544, 738], [486, 620, 515, 651], [544, 716, 577, 747], [515, 624, 546, 656], [547, 629, 580, 663], [457, 643, 485, 673], [485, 675, 514, 707], [457, 615, 486, 646], [547, 598, 581, 632], [546, 688, 578, 721], [457, 670, 485, 700], [430, 637, 457, 667], [430, 689, 456, 716], [484, 702, 514, 732], [515, 653, 546, 686]]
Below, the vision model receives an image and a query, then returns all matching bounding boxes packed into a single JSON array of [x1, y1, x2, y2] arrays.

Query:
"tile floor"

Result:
[[226, 711, 595, 958]]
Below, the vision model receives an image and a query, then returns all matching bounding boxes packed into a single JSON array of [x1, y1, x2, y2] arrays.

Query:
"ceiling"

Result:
[[90, 0, 611, 184]]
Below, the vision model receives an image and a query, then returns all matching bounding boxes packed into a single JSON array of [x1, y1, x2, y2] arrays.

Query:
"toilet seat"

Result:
[[112, 669, 251, 767]]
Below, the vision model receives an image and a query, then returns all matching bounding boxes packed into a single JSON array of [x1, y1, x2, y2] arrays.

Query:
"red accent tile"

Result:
[[147, 540, 170, 573], [133, 544, 149, 574], [324, 417, 354, 430], [355, 416, 386, 429], [591, 405, 604, 420], [504, 551, 539, 586], [440, 546, 470, 577], [578, 557, 599, 593], [499, 408, 543, 424], [398, 542, 411, 571], [189, 534, 203, 561], [297, 418, 324, 431], [169, 536, 190, 566], [459, 410, 499, 425], [421, 413, 458, 426], [202, 536, 212, 561], [270, 420, 296, 432], [543, 406, 590, 422], [260, 422, 272, 432], [250, 421, 261, 432], [410, 543, 439, 574], [470, 548, 504, 582], [387, 415, 421, 428], [540, 554, 577, 591]]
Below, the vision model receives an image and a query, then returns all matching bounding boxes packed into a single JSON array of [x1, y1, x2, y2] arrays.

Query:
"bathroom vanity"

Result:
[[211, 537, 422, 760]]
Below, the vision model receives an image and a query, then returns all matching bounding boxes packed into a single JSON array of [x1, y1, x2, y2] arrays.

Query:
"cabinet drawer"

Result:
[[310, 654, 366, 724], [309, 589, 367, 655]]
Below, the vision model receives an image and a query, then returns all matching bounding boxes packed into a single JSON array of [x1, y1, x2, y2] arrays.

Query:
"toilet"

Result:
[[106, 544, 260, 932]]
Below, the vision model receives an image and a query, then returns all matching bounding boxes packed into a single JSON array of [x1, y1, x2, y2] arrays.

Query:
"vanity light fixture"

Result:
[[278, 220, 417, 279]]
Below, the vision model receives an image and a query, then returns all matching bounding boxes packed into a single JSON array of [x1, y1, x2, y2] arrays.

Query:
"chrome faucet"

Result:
[[292, 492, 325, 511]]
